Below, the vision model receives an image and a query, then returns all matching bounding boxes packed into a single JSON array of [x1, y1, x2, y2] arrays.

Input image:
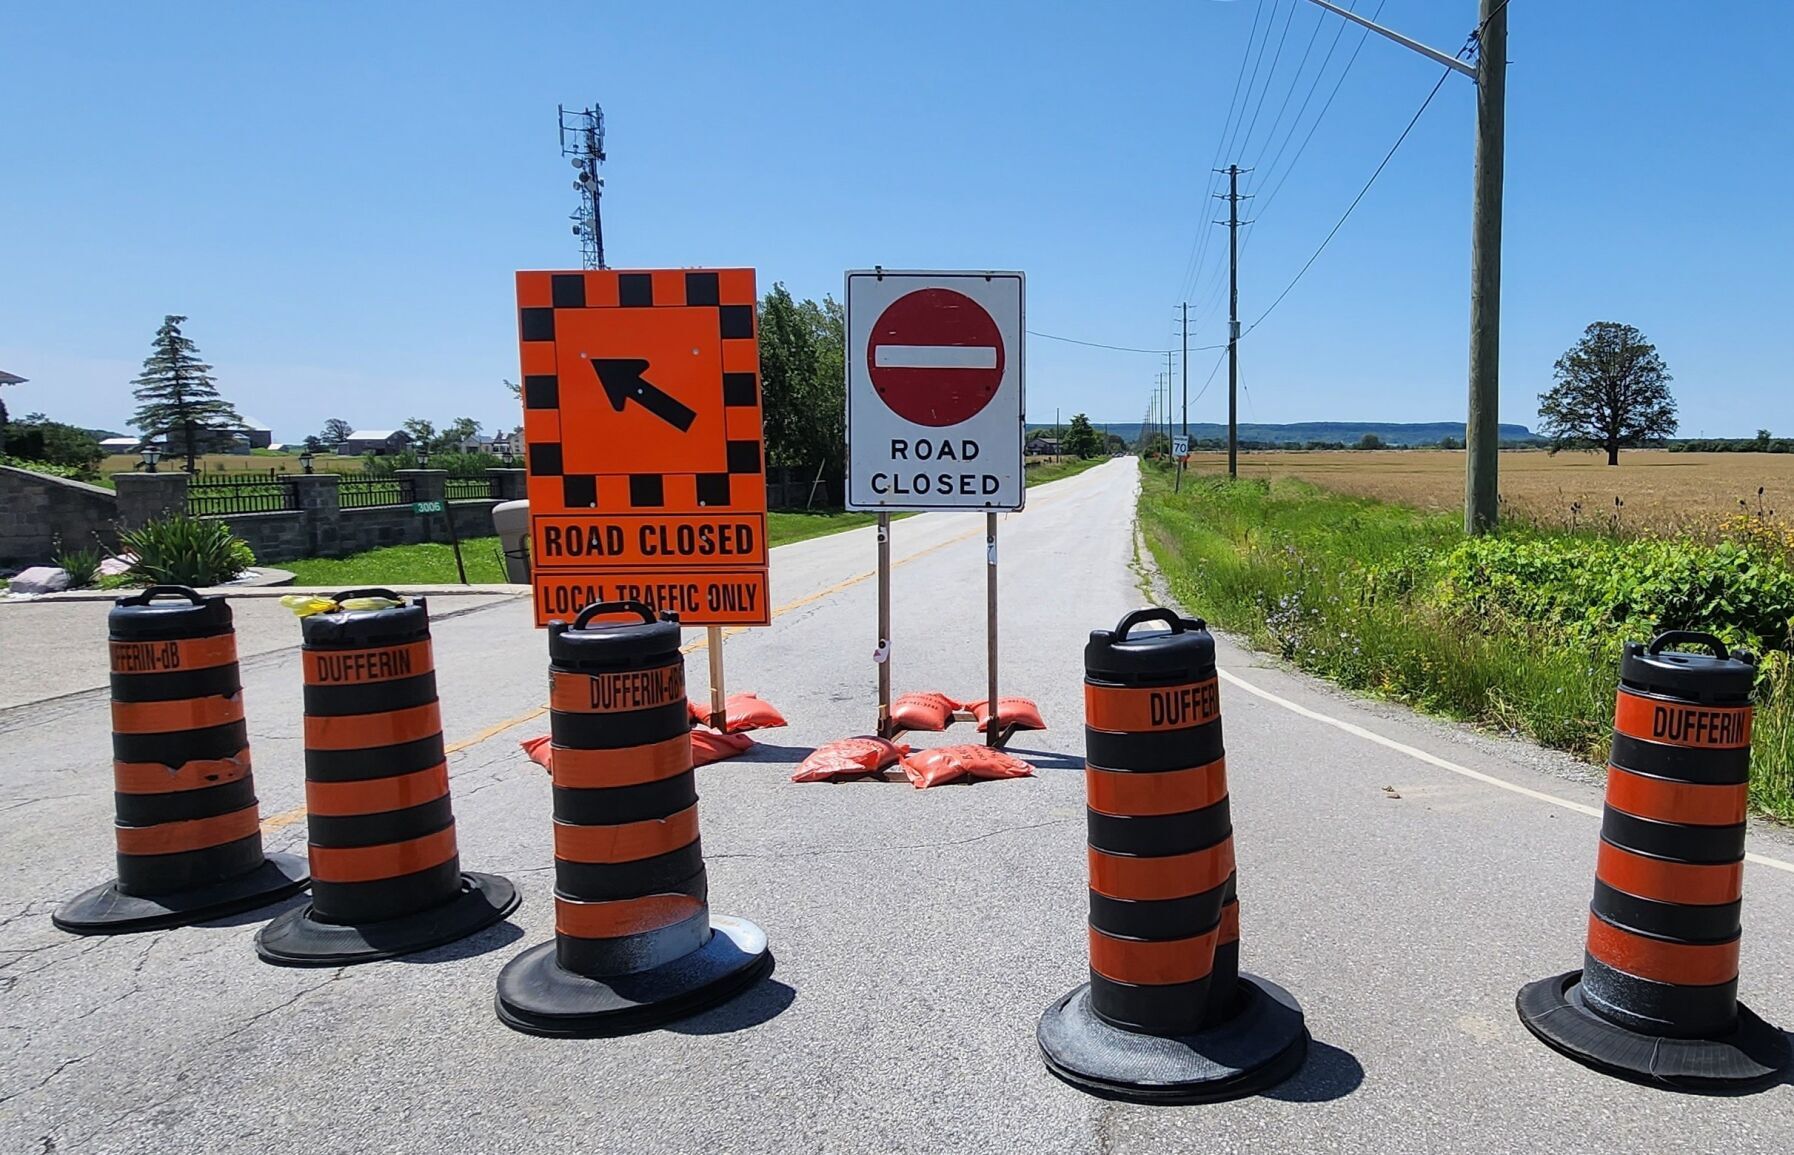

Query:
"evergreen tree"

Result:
[[130, 315, 239, 473]]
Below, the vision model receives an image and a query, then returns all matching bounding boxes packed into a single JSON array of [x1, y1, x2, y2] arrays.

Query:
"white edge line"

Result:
[[1217, 667, 1794, 877]]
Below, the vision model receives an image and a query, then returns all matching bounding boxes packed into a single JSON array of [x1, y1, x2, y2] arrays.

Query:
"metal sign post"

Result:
[[875, 513, 892, 739], [986, 512, 999, 748], [846, 269, 1025, 747]]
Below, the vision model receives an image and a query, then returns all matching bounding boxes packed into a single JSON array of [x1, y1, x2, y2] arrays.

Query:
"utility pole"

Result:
[[1215, 165, 1249, 479], [1179, 302, 1190, 441], [1302, 0, 1505, 533]]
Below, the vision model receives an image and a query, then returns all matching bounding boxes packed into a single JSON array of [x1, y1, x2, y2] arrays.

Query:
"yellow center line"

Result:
[[259, 519, 991, 833]]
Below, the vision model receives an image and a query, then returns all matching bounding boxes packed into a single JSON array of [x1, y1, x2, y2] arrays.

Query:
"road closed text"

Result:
[[865, 438, 1005, 500], [533, 570, 770, 628], [533, 515, 767, 569]]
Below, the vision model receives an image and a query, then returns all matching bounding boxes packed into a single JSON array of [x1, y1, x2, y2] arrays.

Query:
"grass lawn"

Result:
[[280, 511, 895, 588]]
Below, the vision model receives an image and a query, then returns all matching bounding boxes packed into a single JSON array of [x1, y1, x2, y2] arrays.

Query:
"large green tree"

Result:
[[1538, 322, 1678, 465], [130, 315, 239, 473], [1061, 413, 1103, 459], [320, 417, 354, 448], [758, 284, 846, 488]]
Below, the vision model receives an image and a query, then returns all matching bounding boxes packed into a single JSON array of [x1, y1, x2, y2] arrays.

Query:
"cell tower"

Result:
[[559, 104, 607, 269]]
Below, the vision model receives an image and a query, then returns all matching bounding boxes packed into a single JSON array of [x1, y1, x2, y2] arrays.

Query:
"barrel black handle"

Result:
[[331, 588, 404, 605], [1113, 607, 1200, 638], [118, 585, 205, 606], [1648, 631, 1729, 660], [572, 600, 660, 630]]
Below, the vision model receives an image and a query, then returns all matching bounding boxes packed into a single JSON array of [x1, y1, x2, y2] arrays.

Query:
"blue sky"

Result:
[[2, 1, 1789, 442]]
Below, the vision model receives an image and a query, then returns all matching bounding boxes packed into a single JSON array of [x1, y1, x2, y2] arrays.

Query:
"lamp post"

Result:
[[141, 445, 162, 474], [418, 446, 431, 469], [299, 450, 314, 475], [1302, 0, 1506, 534], [500, 446, 514, 467]]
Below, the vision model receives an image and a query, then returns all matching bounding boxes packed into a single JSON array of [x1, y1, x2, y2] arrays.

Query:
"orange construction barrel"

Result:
[[1038, 608, 1307, 1103], [255, 589, 519, 965], [55, 586, 308, 934], [1518, 631, 1789, 1089], [495, 601, 771, 1036]]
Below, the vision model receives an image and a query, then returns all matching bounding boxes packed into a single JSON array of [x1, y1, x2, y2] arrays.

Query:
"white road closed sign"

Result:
[[845, 270, 1025, 511]]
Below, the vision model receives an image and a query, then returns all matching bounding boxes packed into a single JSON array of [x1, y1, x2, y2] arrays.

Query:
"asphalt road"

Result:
[[3, 457, 1792, 1154]]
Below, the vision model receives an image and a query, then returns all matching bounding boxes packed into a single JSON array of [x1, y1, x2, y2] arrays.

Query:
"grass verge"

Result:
[[1136, 462, 1794, 822], [1026, 456, 1110, 486]]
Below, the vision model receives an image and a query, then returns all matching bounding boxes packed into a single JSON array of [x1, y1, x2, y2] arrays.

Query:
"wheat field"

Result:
[[1183, 449, 1793, 531]]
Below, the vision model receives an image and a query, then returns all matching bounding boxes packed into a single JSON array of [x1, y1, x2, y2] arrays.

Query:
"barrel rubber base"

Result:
[[52, 852, 310, 936], [254, 871, 519, 967], [494, 913, 772, 1037], [1517, 970, 1791, 1091], [1037, 974, 1309, 1104]]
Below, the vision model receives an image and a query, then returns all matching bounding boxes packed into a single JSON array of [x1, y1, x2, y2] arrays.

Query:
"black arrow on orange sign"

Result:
[[590, 359, 697, 433]]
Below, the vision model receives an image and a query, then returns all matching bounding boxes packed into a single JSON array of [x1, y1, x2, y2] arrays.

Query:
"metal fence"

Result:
[[338, 476, 416, 509], [185, 470, 298, 515], [444, 475, 499, 501]]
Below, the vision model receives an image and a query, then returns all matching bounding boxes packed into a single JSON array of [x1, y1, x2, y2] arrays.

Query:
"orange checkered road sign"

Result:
[[516, 268, 770, 628]]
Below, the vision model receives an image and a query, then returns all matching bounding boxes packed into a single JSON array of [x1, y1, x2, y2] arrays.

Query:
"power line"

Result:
[[1246, 0, 1389, 236], [1177, 0, 1268, 303], [1244, 2, 1332, 176], [1244, 65, 1454, 337], [1026, 329, 1223, 355], [1236, 0, 1302, 162]]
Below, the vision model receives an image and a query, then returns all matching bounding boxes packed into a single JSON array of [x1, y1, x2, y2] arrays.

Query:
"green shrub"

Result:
[[1137, 464, 1794, 820], [54, 545, 102, 590], [120, 514, 253, 587], [1436, 535, 1794, 652]]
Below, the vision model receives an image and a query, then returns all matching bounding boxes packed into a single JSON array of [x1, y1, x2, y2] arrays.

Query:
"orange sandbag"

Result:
[[522, 730, 750, 770], [889, 691, 960, 732], [692, 726, 755, 765], [687, 692, 788, 734], [900, 744, 1035, 789], [791, 736, 910, 783], [966, 697, 1047, 734]]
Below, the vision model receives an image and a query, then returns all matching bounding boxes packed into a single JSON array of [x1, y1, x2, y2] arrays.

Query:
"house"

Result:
[[234, 416, 274, 450], [99, 436, 143, 455], [341, 429, 413, 456], [1025, 436, 1061, 456]]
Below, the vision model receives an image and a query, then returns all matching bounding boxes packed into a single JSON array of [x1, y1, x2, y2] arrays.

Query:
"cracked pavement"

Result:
[[3, 459, 1794, 1153]]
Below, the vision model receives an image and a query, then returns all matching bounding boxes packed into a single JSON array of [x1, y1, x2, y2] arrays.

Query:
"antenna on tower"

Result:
[[558, 103, 607, 269]]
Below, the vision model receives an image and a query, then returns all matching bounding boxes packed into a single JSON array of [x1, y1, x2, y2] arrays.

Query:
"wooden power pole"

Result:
[[1303, 0, 1507, 533]]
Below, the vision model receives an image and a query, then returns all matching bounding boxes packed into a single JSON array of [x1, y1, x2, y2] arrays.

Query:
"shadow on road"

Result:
[[196, 891, 310, 929], [1262, 1039, 1366, 1104], [722, 742, 815, 766], [667, 973, 797, 1036], [395, 917, 526, 965], [1003, 747, 1085, 771]]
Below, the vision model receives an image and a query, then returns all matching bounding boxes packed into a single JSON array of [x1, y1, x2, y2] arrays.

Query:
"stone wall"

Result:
[[0, 466, 120, 568], [1, 466, 526, 568]]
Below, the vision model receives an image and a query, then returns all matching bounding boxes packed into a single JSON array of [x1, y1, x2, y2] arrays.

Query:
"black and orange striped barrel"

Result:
[[545, 601, 705, 975], [495, 600, 771, 1036], [1583, 632, 1755, 1037], [298, 590, 459, 923], [255, 589, 517, 965], [55, 586, 307, 935], [1518, 632, 1788, 1088], [1038, 607, 1308, 1103], [1082, 608, 1237, 1036]]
